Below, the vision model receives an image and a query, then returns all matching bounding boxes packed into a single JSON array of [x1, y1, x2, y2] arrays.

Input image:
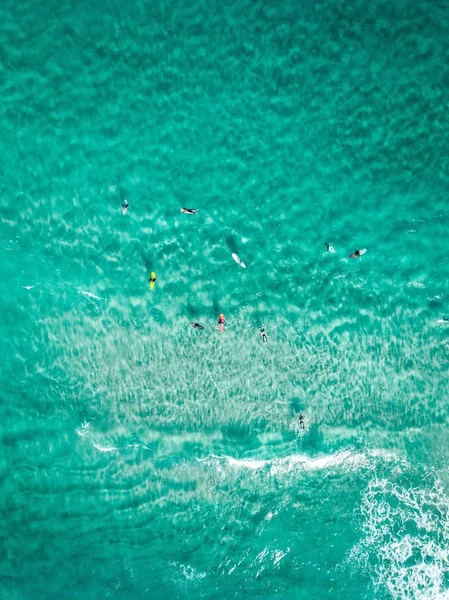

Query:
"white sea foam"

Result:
[[273, 548, 290, 565], [408, 281, 425, 289], [169, 562, 207, 583], [92, 442, 118, 453], [78, 289, 102, 300], [227, 457, 267, 469], [75, 421, 90, 438], [202, 448, 401, 476], [349, 478, 449, 600]]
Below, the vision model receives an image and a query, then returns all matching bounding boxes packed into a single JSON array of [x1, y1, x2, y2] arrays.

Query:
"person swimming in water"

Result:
[[218, 313, 225, 332], [260, 327, 268, 343], [299, 414, 305, 430], [190, 322, 204, 330], [122, 200, 129, 215], [181, 208, 198, 215]]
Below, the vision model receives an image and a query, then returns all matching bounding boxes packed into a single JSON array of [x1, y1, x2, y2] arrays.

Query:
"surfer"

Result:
[[218, 313, 225, 332], [232, 253, 247, 269], [149, 272, 157, 288], [181, 208, 198, 215], [324, 242, 334, 253], [299, 414, 305, 430], [122, 200, 129, 215], [350, 249, 367, 258], [190, 322, 204, 330], [260, 327, 268, 343]]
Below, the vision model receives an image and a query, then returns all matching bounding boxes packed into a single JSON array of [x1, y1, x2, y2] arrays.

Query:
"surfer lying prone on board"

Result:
[[181, 208, 198, 214], [149, 272, 157, 289], [350, 249, 367, 258], [260, 327, 268, 343], [190, 322, 204, 330]]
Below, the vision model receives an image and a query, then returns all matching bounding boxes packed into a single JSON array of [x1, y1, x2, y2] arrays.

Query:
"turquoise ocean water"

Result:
[[2, 0, 449, 597]]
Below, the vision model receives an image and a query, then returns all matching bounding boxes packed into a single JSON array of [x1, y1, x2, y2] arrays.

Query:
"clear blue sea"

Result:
[[2, 0, 449, 598]]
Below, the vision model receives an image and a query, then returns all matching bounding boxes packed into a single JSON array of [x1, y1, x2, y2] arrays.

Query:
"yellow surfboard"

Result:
[[149, 272, 157, 290]]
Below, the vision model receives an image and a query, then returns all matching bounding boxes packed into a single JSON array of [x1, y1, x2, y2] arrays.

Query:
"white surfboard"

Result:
[[328, 245, 336, 253], [232, 253, 246, 269]]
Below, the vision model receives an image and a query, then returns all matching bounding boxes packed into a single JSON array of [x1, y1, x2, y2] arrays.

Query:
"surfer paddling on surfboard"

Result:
[[325, 243, 335, 253], [149, 272, 157, 289], [218, 313, 225, 332], [181, 208, 198, 214], [350, 249, 367, 258], [122, 200, 129, 215], [190, 322, 204, 330]]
